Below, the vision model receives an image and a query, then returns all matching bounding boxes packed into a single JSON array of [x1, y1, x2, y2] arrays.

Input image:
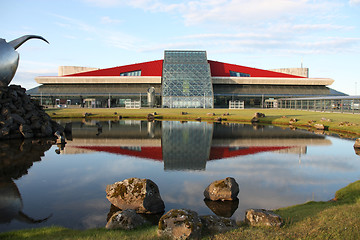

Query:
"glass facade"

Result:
[[161, 50, 214, 108]]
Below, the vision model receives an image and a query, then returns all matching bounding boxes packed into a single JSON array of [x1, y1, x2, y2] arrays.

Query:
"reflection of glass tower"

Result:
[[162, 121, 213, 171], [162, 50, 214, 108]]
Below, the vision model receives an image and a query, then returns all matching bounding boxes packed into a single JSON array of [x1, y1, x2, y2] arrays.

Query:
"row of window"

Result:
[[120, 70, 141, 76], [229, 70, 250, 77], [119, 69, 250, 77]]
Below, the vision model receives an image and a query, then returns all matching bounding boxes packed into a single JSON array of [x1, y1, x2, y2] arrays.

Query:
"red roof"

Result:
[[65, 60, 164, 77], [64, 59, 303, 78], [208, 60, 304, 78]]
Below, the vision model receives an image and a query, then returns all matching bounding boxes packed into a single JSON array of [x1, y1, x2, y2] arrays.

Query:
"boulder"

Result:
[[253, 112, 265, 118], [10, 113, 25, 125], [354, 138, 360, 149], [289, 118, 297, 124], [106, 177, 165, 214], [158, 209, 202, 240], [354, 148, 360, 156], [245, 209, 283, 227], [204, 177, 239, 201], [200, 215, 237, 235], [321, 117, 332, 122], [314, 123, 325, 130], [105, 209, 148, 230]]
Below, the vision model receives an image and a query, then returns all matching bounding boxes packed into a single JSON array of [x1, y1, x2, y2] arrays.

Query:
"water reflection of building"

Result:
[[59, 120, 331, 171], [162, 121, 213, 170]]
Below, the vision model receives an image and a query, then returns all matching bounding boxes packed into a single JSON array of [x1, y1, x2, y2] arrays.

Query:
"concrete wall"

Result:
[[58, 66, 100, 76], [269, 68, 309, 78]]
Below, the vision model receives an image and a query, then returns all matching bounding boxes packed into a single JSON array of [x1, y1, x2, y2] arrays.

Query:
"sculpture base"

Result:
[[0, 85, 61, 140]]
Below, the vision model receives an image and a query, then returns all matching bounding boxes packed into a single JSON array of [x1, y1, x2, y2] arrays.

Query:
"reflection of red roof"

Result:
[[73, 146, 293, 161], [75, 146, 163, 161], [209, 146, 293, 160]]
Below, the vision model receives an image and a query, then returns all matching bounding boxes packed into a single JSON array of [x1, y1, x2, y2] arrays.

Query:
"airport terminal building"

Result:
[[28, 50, 345, 108]]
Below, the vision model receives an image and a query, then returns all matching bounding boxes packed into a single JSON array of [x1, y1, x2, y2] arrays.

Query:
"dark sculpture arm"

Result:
[[8, 35, 49, 50]]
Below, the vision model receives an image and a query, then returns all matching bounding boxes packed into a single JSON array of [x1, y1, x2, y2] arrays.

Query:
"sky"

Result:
[[1, 0, 360, 95]]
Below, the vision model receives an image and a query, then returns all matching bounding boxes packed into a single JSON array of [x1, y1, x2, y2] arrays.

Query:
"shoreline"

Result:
[[1, 180, 359, 239], [46, 108, 360, 137]]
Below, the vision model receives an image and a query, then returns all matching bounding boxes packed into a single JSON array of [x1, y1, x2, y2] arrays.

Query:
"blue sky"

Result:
[[1, 0, 360, 95]]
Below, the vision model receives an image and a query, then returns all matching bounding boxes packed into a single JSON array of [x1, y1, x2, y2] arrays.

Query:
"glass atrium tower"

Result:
[[161, 50, 214, 108]]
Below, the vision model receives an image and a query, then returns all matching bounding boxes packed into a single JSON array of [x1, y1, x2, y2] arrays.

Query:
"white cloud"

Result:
[[350, 0, 360, 5], [100, 16, 122, 24], [292, 24, 353, 31], [84, 0, 335, 27], [51, 13, 96, 33], [83, 0, 123, 7], [51, 13, 140, 50]]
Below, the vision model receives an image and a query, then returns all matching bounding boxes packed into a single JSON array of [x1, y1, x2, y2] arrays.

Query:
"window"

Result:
[[120, 70, 141, 76], [230, 70, 250, 77]]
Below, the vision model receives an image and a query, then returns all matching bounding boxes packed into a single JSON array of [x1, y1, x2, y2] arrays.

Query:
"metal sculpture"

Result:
[[0, 35, 49, 87]]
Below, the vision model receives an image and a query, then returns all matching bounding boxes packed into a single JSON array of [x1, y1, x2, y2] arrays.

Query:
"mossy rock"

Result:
[[106, 177, 165, 214]]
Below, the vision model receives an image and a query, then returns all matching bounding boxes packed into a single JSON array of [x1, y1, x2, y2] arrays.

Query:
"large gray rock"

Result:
[[158, 209, 202, 240], [245, 209, 283, 227], [204, 177, 239, 201], [200, 215, 237, 235], [105, 209, 148, 230], [354, 138, 360, 148], [106, 177, 165, 214]]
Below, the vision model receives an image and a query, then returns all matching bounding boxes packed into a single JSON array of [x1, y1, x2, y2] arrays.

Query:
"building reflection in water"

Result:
[[58, 119, 332, 218], [162, 121, 213, 171], [59, 119, 331, 172], [0, 140, 53, 225]]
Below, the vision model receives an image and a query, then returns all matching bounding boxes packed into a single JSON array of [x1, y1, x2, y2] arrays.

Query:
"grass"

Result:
[[0, 225, 163, 240], [1, 181, 360, 239], [46, 107, 360, 136], [210, 180, 360, 239]]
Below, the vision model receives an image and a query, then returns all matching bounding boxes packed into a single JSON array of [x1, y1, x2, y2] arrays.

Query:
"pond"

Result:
[[1, 119, 359, 232]]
